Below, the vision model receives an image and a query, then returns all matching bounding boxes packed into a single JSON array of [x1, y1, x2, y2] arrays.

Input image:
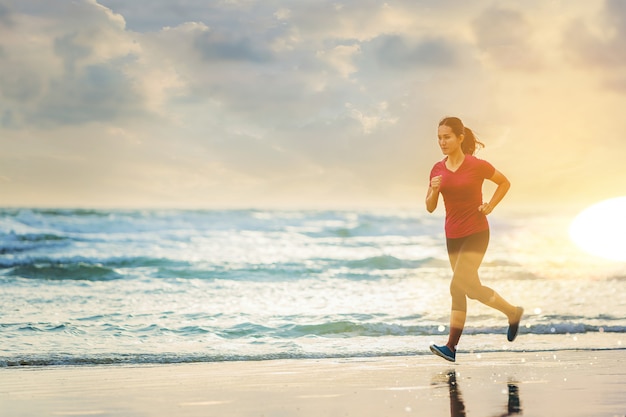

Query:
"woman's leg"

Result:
[[445, 236, 470, 352], [450, 230, 517, 317], [433, 230, 522, 360], [445, 310, 466, 352]]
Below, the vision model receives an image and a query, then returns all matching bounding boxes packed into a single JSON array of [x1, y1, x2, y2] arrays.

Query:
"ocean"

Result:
[[1, 208, 624, 367]]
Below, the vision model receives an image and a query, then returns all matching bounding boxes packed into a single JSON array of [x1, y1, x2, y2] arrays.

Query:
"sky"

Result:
[[1, 0, 625, 210]]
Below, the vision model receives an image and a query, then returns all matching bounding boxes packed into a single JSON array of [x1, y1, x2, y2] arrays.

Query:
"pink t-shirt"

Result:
[[429, 155, 496, 238]]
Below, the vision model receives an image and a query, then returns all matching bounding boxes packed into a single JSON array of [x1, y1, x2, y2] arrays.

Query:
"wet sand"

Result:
[[1, 350, 625, 417]]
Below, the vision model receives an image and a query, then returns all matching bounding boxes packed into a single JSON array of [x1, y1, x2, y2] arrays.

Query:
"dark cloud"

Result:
[[565, 0, 626, 68], [0, 69, 42, 102], [5, 0, 111, 22], [194, 30, 273, 63], [31, 63, 145, 126], [97, 0, 267, 33], [0, 2, 13, 26], [360, 35, 460, 70], [0, 1, 146, 128], [607, 0, 626, 32], [1, 109, 14, 127], [472, 7, 540, 70], [96, 0, 180, 31], [0, 54, 38, 129], [54, 33, 92, 73], [1, 58, 145, 128]]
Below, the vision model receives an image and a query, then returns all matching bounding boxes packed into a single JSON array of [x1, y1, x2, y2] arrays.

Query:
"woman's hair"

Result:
[[438, 116, 485, 155]]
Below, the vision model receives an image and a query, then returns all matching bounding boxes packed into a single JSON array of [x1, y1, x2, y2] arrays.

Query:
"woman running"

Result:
[[426, 116, 523, 362]]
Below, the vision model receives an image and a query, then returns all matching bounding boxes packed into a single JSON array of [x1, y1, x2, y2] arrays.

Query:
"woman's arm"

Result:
[[478, 169, 510, 215], [426, 175, 442, 213]]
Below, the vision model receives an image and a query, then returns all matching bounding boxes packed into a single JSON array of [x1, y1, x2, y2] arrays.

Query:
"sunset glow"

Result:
[[569, 197, 626, 262]]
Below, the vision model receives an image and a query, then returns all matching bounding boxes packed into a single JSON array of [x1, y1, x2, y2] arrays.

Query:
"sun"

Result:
[[569, 197, 626, 262]]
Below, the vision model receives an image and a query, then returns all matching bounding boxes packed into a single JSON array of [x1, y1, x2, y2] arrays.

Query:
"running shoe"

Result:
[[507, 307, 524, 342], [430, 344, 456, 362]]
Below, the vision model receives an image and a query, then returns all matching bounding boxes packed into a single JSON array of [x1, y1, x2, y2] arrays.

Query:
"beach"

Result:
[[1, 350, 625, 417]]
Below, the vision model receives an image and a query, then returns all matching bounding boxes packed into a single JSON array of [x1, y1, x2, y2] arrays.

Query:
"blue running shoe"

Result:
[[507, 307, 524, 342], [430, 344, 456, 362]]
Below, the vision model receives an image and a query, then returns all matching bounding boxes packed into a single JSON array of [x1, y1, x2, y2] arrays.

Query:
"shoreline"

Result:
[[2, 331, 623, 368], [1, 350, 625, 417]]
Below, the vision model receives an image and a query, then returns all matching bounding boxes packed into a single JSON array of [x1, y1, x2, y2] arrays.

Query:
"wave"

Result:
[[0, 256, 192, 269], [1, 208, 440, 238], [6, 262, 123, 281], [0, 254, 430, 281], [3, 345, 625, 368], [342, 255, 433, 270], [267, 321, 626, 339], [0, 258, 309, 281], [0, 232, 71, 255], [0, 351, 437, 367], [4, 317, 622, 341]]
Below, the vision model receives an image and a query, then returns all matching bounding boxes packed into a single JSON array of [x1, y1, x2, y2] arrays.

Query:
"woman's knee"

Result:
[[450, 283, 467, 311], [466, 285, 493, 303]]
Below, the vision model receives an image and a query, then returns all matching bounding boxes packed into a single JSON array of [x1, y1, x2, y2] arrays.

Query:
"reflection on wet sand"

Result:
[[436, 370, 522, 417], [446, 370, 466, 417]]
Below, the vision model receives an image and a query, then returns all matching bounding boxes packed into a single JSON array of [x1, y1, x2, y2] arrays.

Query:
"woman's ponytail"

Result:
[[461, 126, 485, 155], [439, 117, 485, 155]]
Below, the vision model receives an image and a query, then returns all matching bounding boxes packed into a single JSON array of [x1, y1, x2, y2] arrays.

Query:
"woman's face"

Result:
[[437, 125, 464, 155]]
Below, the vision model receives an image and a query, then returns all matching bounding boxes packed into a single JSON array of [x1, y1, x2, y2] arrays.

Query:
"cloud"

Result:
[[96, 0, 270, 33], [0, 2, 13, 26], [472, 6, 542, 71], [0, 0, 145, 128], [1, 0, 625, 208], [565, 0, 626, 68], [560, 0, 626, 92], [34, 63, 146, 126], [94, 0, 214, 32], [54, 32, 93, 73], [0, 0, 489, 207], [316, 44, 361, 79], [363, 35, 461, 70], [194, 29, 274, 63]]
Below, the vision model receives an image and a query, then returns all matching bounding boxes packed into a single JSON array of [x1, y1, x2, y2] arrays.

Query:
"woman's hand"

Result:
[[478, 202, 492, 215], [479, 170, 510, 216], [426, 175, 442, 213], [430, 175, 442, 192]]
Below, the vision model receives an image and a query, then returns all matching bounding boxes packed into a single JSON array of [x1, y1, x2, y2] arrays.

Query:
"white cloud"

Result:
[[316, 44, 361, 79], [346, 102, 398, 135], [274, 7, 290, 20]]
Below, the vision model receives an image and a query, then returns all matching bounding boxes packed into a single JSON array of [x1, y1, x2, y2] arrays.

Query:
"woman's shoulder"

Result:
[[465, 154, 482, 163], [466, 154, 492, 166], [465, 154, 495, 175], [431, 157, 447, 169], [432, 157, 447, 167], [429, 158, 446, 176]]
